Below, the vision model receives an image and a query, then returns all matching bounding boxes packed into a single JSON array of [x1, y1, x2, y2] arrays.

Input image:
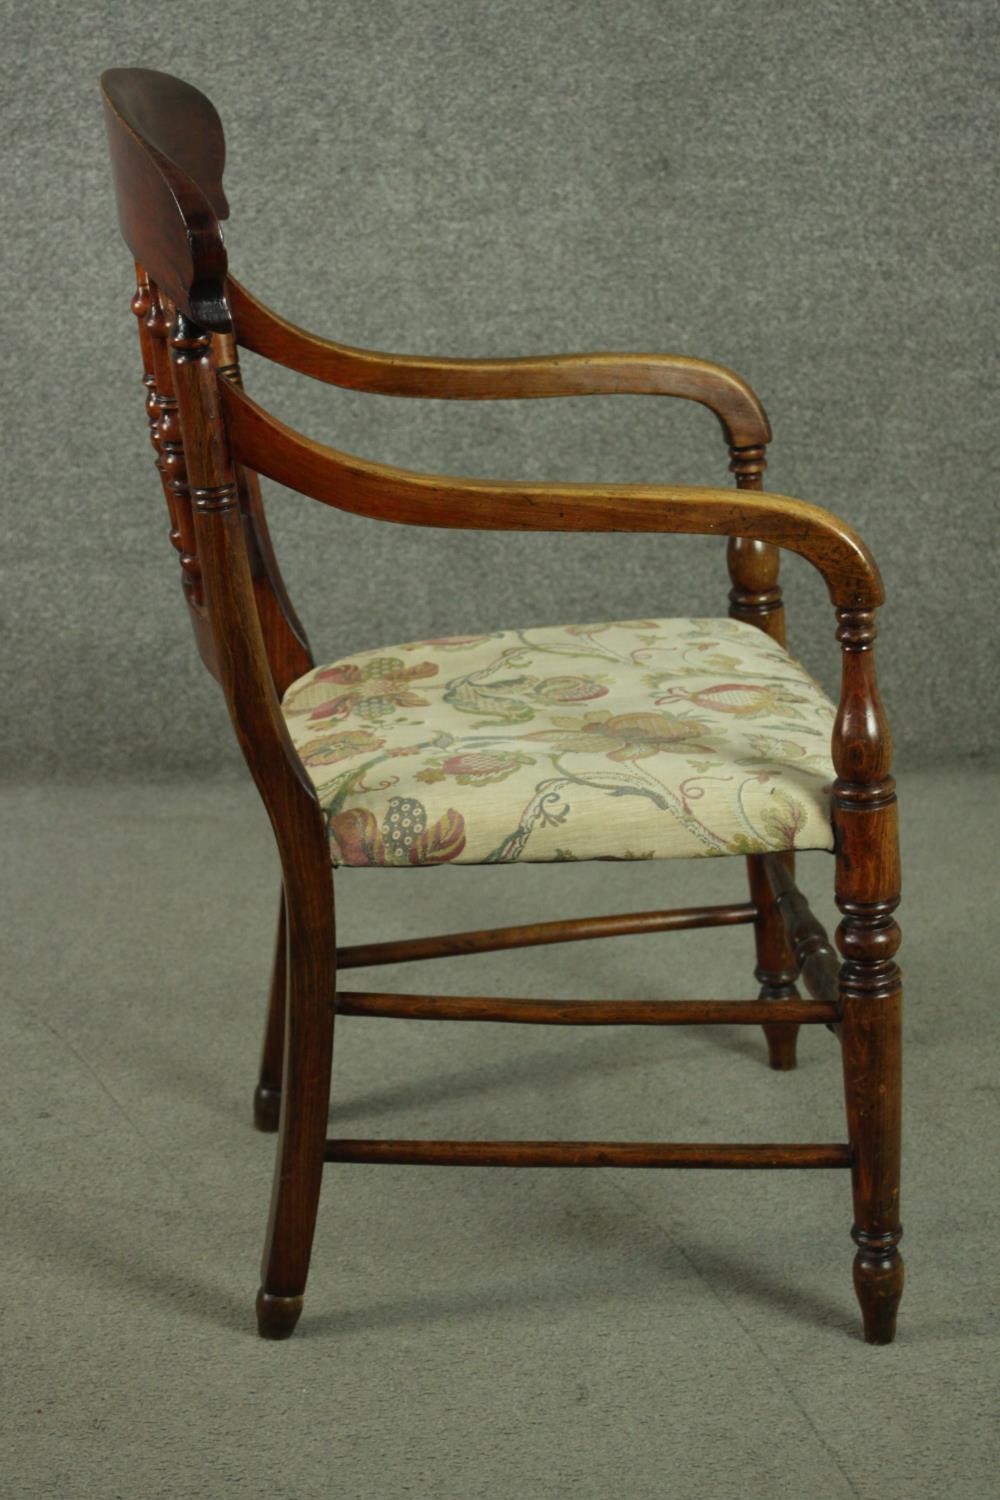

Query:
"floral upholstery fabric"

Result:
[[281, 618, 837, 867]]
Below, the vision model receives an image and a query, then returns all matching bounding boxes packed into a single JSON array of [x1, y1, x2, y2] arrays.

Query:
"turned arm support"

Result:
[[218, 376, 882, 611], [226, 277, 771, 449]]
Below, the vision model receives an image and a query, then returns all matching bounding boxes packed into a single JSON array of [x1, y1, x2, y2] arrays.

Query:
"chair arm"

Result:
[[227, 277, 770, 449], [219, 378, 882, 610]]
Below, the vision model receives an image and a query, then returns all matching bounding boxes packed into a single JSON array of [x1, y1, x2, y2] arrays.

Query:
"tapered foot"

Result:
[[745, 854, 801, 1071], [852, 1230, 904, 1344], [256, 1289, 304, 1340], [253, 1084, 281, 1133], [762, 1020, 800, 1070]]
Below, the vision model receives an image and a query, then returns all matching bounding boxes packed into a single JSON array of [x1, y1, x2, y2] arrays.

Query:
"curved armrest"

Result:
[[219, 378, 881, 609], [227, 277, 770, 449]]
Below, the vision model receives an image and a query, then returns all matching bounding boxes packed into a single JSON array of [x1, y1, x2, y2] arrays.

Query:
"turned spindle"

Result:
[[832, 606, 903, 1343], [131, 263, 159, 446], [141, 280, 202, 604], [132, 267, 179, 557], [727, 444, 785, 647]]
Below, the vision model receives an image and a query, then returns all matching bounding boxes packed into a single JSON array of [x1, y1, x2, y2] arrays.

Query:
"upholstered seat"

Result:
[[282, 616, 837, 866]]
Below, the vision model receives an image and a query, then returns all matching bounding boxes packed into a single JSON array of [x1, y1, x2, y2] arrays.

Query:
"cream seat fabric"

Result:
[[281, 617, 837, 867]]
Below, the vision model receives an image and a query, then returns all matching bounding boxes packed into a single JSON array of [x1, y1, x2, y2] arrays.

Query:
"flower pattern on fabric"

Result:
[[295, 729, 385, 767], [329, 801, 466, 866], [525, 710, 716, 762], [281, 618, 837, 866], [401, 634, 496, 651], [441, 653, 610, 726], [650, 680, 815, 720], [415, 749, 536, 786], [288, 656, 440, 726]]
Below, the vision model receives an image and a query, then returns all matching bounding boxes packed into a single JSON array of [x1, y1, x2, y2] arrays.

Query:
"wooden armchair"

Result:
[[101, 67, 903, 1342]]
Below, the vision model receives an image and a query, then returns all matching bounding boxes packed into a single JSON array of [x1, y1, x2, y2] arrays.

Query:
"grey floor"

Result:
[[3, 769, 997, 1499]]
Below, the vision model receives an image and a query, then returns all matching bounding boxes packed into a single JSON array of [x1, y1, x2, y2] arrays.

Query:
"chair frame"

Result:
[[101, 67, 903, 1343]]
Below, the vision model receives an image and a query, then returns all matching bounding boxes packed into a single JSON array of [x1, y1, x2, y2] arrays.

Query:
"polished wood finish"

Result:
[[746, 854, 802, 1069], [168, 312, 336, 1342], [335, 993, 839, 1025], [102, 69, 230, 330], [325, 1139, 852, 1169], [726, 443, 784, 643], [207, 332, 313, 1139], [762, 853, 841, 1010], [832, 608, 904, 1343], [132, 270, 220, 677], [103, 67, 903, 1344], [218, 377, 884, 610], [254, 886, 287, 1133], [227, 277, 771, 447], [148, 289, 201, 603], [250, 900, 758, 1133], [725, 442, 801, 1068], [337, 901, 756, 970], [209, 334, 313, 697]]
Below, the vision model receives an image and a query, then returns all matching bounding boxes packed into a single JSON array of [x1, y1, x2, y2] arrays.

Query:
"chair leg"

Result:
[[830, 606, 904, 1342], [746, 853, 800, 1069], [256, 890, 336, 1341], [840, 958, 904, 1344], [254, 887, 286, 1132]]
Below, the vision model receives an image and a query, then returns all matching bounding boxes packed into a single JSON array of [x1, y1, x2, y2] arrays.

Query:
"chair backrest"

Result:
[[102, 67, 312, 697]]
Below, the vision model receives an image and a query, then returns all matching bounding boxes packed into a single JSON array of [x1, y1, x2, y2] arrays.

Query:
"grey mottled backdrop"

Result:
[[3, 0, 997, 774]]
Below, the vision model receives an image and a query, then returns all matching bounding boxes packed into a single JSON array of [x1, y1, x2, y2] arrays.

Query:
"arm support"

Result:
[[218, 378, 882, 610], [227, 278, 771, 449]]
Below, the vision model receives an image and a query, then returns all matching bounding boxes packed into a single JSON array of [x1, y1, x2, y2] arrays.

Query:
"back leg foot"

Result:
[[760, 1000, 800, 1071], [254, 1084, 282, 1132], [256, 1289, 304, 1340]]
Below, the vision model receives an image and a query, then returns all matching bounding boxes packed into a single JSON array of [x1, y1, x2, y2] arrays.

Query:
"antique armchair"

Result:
[[101, 68, 903, 1342]]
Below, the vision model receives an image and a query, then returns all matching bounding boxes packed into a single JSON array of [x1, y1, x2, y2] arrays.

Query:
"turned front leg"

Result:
[[833, 607, 904, 1343]]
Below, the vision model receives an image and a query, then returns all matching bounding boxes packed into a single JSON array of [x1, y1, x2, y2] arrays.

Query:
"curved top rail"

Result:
[[227, 278, 772, 448], [218, 377, 882, 608], [101, 68, 231, 330]]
